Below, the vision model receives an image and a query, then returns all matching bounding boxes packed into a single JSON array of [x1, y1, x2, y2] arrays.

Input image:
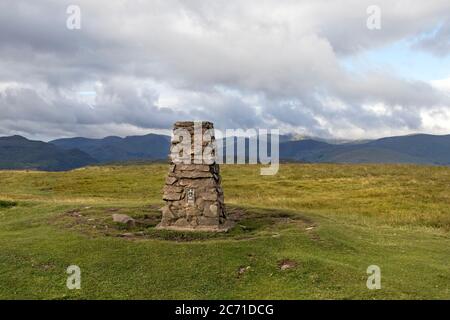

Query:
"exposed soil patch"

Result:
[[304, 224, 320, 239], [278, 259, 298, 271], [34, 262, 56, 271], [237, 266, 251, 277], [53, 205, 316, 242]]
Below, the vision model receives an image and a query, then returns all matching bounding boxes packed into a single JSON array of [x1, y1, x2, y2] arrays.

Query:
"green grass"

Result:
[[0, 163, 449, 299]]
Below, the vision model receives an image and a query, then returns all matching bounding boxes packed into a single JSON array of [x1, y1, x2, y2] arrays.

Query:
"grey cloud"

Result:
[[0, 81, 187, 138], [0, 0, 449, 140]]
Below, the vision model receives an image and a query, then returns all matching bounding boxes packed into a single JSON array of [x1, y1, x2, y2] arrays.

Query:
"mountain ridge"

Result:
[[51, 133, 171, 163], [0, 135, 97, 171], [0, 132, 449, 171]]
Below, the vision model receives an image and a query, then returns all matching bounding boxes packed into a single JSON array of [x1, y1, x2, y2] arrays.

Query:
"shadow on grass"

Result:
[[0, 200, 18, 209]]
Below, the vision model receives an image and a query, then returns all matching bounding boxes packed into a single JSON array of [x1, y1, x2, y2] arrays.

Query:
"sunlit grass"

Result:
[[0, 163, 449, 299]]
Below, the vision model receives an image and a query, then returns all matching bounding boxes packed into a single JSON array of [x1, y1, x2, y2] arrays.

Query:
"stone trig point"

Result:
[[157, 121, 232, 232]]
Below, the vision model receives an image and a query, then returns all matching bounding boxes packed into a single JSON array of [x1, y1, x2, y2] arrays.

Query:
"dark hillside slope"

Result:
[[0, 135, 97, 171]]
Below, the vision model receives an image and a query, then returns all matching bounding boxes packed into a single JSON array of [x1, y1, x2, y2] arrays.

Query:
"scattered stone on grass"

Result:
[[58, 205, 315, 243], [119, 233, 134, 238], [112, 213, 136, 228]]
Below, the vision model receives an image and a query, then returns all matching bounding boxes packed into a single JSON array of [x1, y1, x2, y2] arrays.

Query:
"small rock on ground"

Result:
[[112, 214, 136, 228]]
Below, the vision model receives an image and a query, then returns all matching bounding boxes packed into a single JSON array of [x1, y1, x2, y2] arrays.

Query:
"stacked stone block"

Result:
[[157, 121, 230, 231]]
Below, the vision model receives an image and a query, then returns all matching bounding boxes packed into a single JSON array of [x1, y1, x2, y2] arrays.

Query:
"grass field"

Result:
[[0, 163, 449, 299]]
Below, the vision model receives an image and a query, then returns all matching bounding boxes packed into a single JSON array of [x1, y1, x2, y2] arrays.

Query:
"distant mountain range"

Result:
[[0, 135, 97, 171], [280, 134, 450, 164], [51, 134, 171, 163], [0, 133, 449, 171]]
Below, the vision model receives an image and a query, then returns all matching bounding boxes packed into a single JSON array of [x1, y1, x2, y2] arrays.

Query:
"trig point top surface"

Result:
[[174, 121, 214, 129]]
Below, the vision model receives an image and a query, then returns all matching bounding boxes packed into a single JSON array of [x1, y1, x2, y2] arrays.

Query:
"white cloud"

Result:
[[431, 77, 450, 93]]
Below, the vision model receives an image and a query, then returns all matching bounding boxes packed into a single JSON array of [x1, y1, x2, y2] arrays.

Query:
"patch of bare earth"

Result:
[[53, 205, 317, 242], [237, 266, 251, 278], [277, 259, 298, 271]]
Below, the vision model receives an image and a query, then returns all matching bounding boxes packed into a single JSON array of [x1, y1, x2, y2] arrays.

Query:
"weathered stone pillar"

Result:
[[157, 121, 231, 232]]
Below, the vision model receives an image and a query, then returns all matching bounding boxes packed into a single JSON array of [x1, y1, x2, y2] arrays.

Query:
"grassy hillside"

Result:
[[0, 164, 449, 299]]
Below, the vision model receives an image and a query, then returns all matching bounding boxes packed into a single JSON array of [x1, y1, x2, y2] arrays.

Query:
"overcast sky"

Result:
[[1, 0, 450, 141]]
